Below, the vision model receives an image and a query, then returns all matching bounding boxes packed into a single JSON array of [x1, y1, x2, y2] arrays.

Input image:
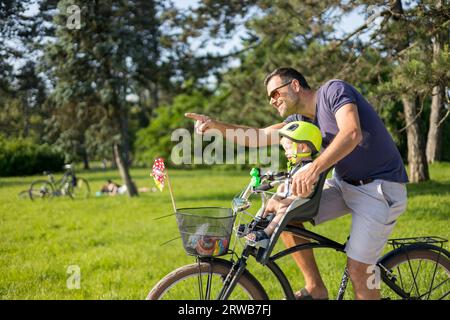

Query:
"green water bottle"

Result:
[[250, 167, 261, 187]]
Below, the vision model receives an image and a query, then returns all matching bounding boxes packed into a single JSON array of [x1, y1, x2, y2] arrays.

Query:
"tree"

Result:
[[134, 90, 211, 164], [42, 0, 179, 196], [202, 0, 448, 182], [425, 0, 449, 163], [198, 0, 354, 126], [380, 0, 450, 181], [0, 0, 48, 140], [15, 61, 47, 138]]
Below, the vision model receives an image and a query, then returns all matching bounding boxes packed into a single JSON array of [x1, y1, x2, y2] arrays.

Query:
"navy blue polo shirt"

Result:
[[285, 79, 408, 183]]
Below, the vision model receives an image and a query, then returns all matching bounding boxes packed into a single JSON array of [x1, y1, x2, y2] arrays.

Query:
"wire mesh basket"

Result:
[[176, 207, 235, 257]]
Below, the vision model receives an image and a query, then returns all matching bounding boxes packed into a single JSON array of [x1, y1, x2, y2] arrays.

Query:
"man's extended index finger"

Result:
[[185, 113, 203, 120]]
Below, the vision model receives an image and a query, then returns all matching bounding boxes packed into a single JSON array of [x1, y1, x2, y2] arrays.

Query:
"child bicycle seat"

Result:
[[255, 166, 334, 265], [283, 166, 333, 224]]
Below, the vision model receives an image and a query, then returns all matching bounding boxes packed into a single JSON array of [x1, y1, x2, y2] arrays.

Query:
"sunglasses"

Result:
[[267, 80, 293, 102]]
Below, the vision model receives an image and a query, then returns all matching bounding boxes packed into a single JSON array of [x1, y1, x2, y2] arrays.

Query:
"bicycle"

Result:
[[147, 167, 450, 300], [28, 164, 90, 200]]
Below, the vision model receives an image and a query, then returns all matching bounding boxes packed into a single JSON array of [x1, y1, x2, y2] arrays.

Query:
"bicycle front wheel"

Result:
[[147, 259, 268, 300], [29, 180, 54, 200], [381, 246, 450, 300], [68, 178, 90, 199]]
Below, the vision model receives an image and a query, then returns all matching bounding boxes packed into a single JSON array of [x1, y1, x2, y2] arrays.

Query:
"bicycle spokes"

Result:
[[161, 272, 251, 300], [387, 257, 449, 300]]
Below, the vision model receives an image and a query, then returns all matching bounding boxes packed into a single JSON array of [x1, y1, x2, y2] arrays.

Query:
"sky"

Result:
[[172, 0, 369, 56], [10, 1, 371, 74], [18, 0, 369, 55]]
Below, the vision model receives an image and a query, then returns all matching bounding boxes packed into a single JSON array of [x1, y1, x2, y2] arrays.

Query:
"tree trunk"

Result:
[[82, 150, 90, 170], [426, 84, 444, 163], [113, 143, 138, 197], [402, 96, 429, 182], [137, 89, 150, 128], [22, 96, 29, 137], [119, 114, 131, 166], [112, 96, 138, 196], [151, 80, 159, 115], [391, 0, 429, 182], [426, 1, 445, 163]]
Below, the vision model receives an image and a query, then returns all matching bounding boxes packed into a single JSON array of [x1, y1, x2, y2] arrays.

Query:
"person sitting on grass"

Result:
[[245, 121, 322, 247], [99, 179, 127, 195], [98, 180, 153, 196]]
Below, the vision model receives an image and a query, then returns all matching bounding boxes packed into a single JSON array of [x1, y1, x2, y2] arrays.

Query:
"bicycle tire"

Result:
[[380, 246, 450, 300], [68, 177, 90, 199], [29, 180, 54, 200], [147, 259, 268, 300]]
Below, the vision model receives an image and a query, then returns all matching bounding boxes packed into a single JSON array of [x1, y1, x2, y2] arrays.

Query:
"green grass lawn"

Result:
[[0, 163, 449, 299]]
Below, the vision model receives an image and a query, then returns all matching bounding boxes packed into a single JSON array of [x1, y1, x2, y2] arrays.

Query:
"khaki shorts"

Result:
[[312, 173, 407, 265]]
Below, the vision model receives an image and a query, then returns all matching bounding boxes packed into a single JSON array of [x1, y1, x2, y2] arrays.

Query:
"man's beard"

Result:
[[280, 99, 296, 117]]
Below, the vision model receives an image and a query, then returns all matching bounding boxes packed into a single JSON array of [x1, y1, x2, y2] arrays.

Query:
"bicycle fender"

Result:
[[378, 243, 450, 266]]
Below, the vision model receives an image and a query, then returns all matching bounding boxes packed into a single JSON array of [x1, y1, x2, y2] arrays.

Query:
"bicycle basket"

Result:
[[175, 207, 235, 257]]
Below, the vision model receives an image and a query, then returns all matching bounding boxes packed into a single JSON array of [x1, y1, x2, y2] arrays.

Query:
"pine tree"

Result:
[[42, 0, 175, 196]]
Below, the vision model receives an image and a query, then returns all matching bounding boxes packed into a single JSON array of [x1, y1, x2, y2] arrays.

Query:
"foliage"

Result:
[[187, 0, 450, 167], [134, 90, 210, 165], [0, 135, 65, 176], [0, 1, 48, 140], [1, 0, 448, 176]]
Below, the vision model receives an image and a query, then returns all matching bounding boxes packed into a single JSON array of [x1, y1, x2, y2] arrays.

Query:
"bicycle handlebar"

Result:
[[253, 183, 274, 192], [263, 171, 288, 181], [252, 171, 289, 192], [235, 170, 291, 211]]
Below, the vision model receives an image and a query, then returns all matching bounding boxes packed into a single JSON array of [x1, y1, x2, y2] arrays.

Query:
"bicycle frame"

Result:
[[214, 224, 420, 300], [192, 169, 449, 300], [29, 165, 89, 200], [48, 170, 75, 192], [214, 222, 347, 300], [262, 225, 417, 300]]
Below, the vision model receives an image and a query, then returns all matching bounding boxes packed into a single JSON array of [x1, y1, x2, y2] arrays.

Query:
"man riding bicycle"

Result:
[[185, 67, 408, 300]]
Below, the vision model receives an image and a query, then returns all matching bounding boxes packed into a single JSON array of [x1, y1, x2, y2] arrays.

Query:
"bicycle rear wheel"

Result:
[[68, 178, 90, 199], [380, 247, 450, 300], [147, 259, 268, 300], [29, 180, 54, 200]]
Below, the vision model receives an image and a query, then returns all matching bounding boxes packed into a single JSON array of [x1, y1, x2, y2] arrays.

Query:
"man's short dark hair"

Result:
[[264, 67, 311, 89]]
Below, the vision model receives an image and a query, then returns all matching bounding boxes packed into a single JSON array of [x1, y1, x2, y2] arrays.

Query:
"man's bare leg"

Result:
[[280, 223, 328, 299], [347, 257, 380, 300]]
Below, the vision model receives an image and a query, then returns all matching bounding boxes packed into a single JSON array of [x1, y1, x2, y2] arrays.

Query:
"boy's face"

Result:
[[280, 137, 293, 160], [280, 137, 311, 162]]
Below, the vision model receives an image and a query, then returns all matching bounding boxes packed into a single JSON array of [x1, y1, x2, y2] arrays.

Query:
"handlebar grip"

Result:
[[274, 171, 287, 178], [253, 183, 273, 191]]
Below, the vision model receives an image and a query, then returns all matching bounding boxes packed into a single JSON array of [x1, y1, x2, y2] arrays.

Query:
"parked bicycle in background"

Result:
[[28, 164, 90, 200]]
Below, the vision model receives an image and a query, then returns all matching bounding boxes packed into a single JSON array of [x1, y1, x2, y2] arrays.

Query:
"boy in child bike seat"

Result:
[[245, 121, 322, 246]]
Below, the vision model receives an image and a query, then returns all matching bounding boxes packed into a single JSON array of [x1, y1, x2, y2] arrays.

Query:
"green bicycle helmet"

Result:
[[279, 121, 322, 159]]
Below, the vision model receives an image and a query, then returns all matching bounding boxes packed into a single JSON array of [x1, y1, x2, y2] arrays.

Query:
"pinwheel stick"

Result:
[[165, 172, 177, 213]]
